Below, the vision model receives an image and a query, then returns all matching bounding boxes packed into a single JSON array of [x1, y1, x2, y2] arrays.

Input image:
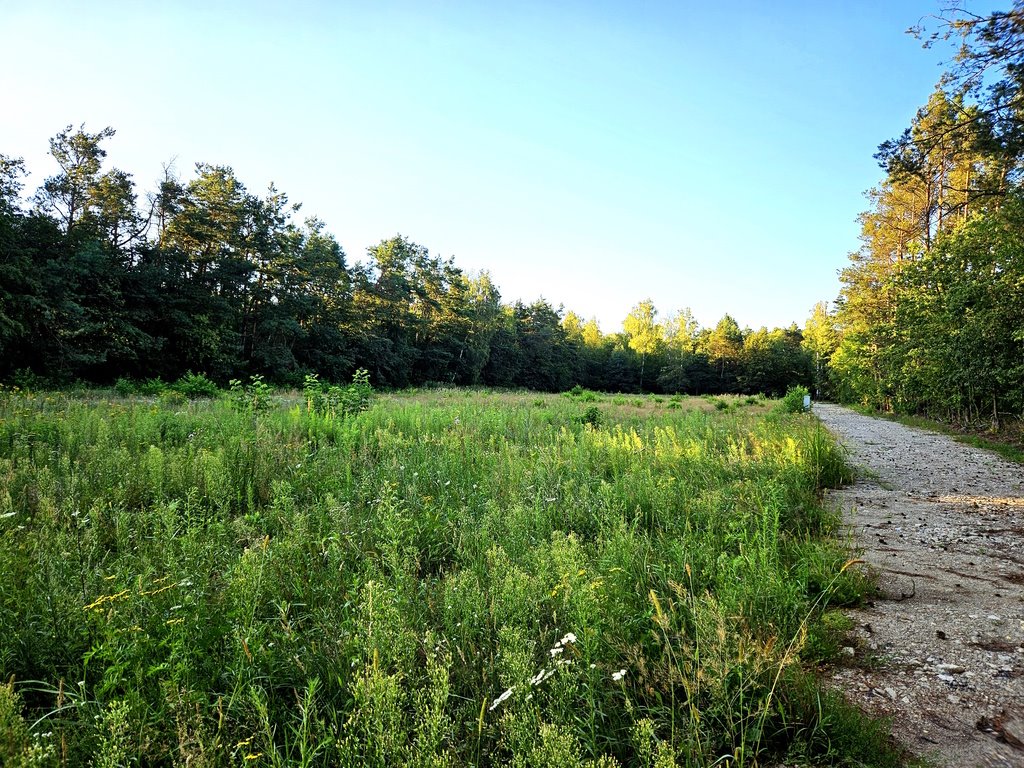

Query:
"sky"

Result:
[[0, 0, 988, 333]]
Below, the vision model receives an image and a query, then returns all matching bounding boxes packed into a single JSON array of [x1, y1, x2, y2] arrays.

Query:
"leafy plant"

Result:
[[563, 385, 599, 403], [113, 377, 136, 397], [580, 405, 602, 427], [303, 369, 374, 420], [173, 372, 220, 399], [779, 385, 811, 414], [229, 374, 276, 416], [136, 377, 167, 396]]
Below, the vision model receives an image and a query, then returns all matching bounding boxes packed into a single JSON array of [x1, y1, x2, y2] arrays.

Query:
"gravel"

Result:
[[814, 403, 1024, 767]]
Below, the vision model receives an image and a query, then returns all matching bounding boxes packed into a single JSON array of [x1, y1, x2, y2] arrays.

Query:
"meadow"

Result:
[[0, 385, 899, 767]]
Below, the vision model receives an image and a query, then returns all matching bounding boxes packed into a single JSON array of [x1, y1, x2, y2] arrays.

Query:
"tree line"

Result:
[[0, 128, 819, 395], [822, 2, 1024, 425]]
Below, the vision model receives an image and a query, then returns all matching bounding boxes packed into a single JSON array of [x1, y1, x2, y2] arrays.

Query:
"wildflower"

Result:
[[550, 646, 564, 657], [0, 512, 15, 519], [488, 687, 513, 712], [530, 668, 556, 686], [612, 669, 627, 682], [560, 632, 577, 645]]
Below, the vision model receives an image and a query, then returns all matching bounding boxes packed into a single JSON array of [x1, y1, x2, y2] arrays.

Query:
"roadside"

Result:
[[813, 403, 1024, 768]]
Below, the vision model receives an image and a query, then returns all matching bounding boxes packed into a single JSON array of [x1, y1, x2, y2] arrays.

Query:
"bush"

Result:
[[563, 385, 599, 402], [173, 372, 220, 399], [136, 377, 167, 396], [779, 385, 811, 414], [113, 378, 136, 397], [580, 405, 602, 427], [229, 375, 276, 416], [303, 369, 374, 419]]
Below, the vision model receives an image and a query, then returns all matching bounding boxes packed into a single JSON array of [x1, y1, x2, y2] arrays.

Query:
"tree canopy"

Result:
[[0, 126, 815, 395], [824, 2, 1024, 424]]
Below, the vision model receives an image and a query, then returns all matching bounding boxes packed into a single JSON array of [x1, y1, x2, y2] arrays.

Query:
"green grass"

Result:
[[0, 387, 899, 767]]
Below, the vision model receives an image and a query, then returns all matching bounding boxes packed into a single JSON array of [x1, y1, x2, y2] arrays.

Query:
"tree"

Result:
[[34, 125, 116, 233], [622, 299, 662, 390], [802, 302, 838, 398], [702, 314, 744, 392]]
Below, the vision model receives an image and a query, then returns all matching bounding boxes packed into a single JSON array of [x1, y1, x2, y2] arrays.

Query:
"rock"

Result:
[[1002, 715, 1024, 748]]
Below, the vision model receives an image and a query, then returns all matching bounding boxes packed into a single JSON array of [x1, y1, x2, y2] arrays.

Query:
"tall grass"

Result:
[[0, 386, 893, 766]]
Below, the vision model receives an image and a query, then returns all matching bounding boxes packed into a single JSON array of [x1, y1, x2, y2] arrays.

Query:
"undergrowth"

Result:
[[0, 387, 894, 766]]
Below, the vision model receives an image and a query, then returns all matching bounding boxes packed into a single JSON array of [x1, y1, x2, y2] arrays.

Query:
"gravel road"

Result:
[[813, 403, 1024, 768]]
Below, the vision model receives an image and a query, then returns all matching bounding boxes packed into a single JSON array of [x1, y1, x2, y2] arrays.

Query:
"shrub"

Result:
[[580, 405, 603, 427], [303, 369, 374, 419], [136, 377, 167, 396], [779, 385, 811, 414], [564, 385, 599, 402], [229, 375, 276, 416], [173, 372, 219, 399], [113, 378, 136, 397]]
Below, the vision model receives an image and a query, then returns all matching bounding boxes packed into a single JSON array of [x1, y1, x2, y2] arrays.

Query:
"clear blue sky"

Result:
[[0, 0, 984, 333]]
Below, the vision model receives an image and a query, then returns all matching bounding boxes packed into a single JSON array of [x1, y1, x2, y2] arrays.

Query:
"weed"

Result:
[[0, 388, 887, 766]]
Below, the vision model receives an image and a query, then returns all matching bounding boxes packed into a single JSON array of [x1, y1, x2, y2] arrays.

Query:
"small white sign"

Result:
[[803, 394, 811, 411]]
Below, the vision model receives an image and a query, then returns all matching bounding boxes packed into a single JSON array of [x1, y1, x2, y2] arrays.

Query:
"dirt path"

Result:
[[813, 404, 1024, 767]]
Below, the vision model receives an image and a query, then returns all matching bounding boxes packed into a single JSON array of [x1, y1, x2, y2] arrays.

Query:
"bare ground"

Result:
[[813, 404, 1024, 767]]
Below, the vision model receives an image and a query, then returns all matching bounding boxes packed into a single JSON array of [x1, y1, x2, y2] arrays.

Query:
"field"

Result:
[[0, 387, 898, 767]]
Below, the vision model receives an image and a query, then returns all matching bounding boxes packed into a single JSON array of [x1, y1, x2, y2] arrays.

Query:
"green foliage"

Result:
[[0, 387, 896, 767], [580, 405, 603, 427], [229, 374, 276, 416], [172, 371, 219, 399], [778, 385, 810, 414], [0, 683, 56, 767], [136, 377, 167, 396], [829, 16, 1024, 425], [113, 377, 135, 397], [303, 368, 374, 419], [2, 127, 822, 398], [564, 385, 599, 402]]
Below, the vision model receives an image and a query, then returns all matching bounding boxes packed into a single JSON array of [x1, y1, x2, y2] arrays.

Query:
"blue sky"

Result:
[[0, 1, 981, 333]]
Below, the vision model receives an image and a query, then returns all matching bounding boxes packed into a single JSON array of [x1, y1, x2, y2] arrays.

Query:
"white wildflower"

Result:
[[560, 632, 577, 645], [530, 668, 557, 686], [488, 687, 513, 712], [550, 646, 564, 657], [612, 669, 627, 682]]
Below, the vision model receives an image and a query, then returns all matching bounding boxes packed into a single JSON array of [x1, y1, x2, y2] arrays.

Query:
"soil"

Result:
[[814, 403, 1024, 767]]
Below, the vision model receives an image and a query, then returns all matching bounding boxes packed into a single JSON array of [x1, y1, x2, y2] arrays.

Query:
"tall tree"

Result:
[[622, 299, 662, 390], [34, 125, 116, 233]]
